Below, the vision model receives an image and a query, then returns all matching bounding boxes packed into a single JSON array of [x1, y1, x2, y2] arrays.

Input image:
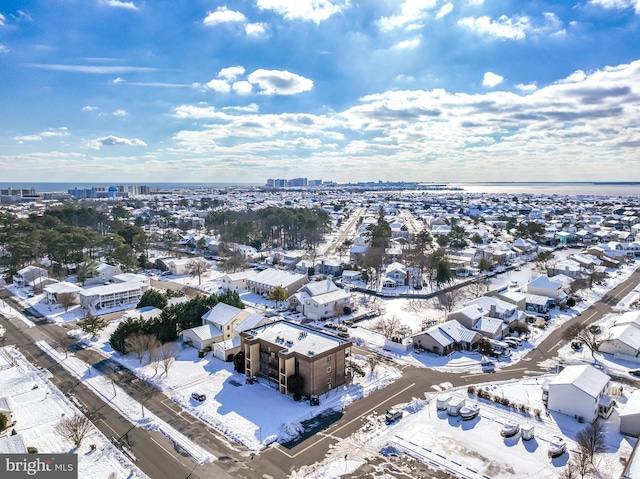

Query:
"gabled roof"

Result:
[[603, 325, 640, 351], [416, 320, 479, 347], [202, 302, 244, 328], [550, 364, 609, 398], [248, 268, 308, 288], [526, 275, 562, 292], [184, 324, 223, 342], [300, 279, 339, 297], [234, 313, 266, 333]]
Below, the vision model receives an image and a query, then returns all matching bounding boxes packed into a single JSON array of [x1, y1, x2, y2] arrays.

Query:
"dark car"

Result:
[[629, 369, 640, 377], [191, 392, 206, 402]]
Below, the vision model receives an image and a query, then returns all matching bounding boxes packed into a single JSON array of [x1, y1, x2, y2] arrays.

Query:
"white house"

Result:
[[546, 364, 610, 423], [524, 276, 565, 302], [382, 262, 407, 289], [246, 268, 309, 296], [79, 281, 148, 313], [620, 390, 640, 437], [43, 281, 83, 306], [13, 266, 48, 288], [220, 270, 255, 292], [599, 325, 640, 357], [83, 262, 122, 286]]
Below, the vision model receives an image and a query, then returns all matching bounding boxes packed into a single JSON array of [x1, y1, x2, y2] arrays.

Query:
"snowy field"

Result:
[[292, 377, 636, 479], [0, 346, 147, 479], [71, 321, 401, 451]]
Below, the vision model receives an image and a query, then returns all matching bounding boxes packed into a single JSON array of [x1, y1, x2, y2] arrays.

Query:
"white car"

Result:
[[501, 421, 519, 437], [548, 436, 567, 458], [460, 404, 480, 420]]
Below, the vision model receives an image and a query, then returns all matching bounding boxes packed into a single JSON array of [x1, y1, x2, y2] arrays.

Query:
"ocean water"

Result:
[[2, 182, 639, 198]]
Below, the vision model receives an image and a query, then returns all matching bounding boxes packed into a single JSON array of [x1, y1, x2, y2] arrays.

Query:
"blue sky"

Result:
[[1, 0, 640, 184]]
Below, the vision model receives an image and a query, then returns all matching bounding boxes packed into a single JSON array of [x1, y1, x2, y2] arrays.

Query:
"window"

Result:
[[327, 355, 332, 362], [327, 378, 332, 385], [327, 367, 331, 373]]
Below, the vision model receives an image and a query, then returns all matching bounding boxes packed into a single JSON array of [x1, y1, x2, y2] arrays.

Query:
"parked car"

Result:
[[460, 404, 480, 420], [629, 369, 640, 377], [191, 392, 206, 402], [548, 436, 567, 458], [571, 341, 582, 351], [385, 409, 403, 424], [501, 421, 519, 438]]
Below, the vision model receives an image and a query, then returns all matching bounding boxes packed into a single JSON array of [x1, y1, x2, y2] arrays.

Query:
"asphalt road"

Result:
[[1, 266, 638, 479]]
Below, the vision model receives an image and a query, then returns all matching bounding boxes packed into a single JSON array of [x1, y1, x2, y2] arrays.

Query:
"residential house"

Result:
[[620, 390, 640, 437], [599, 311, 640, 357], [43, 281, 83, 306], [246, 268, 309, 296], [0, 397, 15, 427], [112, 272, 150, 287], [220, 270, 255, 292], [524, 276, 566, 303], [319, 258, 343, 277], [463, 296, 521, 324], [411, 320, 481, 356], [546, 364, 611, 423], [12, 265, 47, 288], [79, 281, 149, 313], [83, 262, 122, 286], [447, 306, 508, 340], [349, 237, 370, 263], [241, 320, 352, 396], [382, 262, 407, 289], [289, 279, 351, 320]]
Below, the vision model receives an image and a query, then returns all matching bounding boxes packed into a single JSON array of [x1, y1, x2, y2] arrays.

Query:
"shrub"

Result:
[[293, 393, 302, 402], [0, 413, 7, 431], [467, 386, 476, 395], [533, 409, 541, 418], [499, 397, 511, 407], [27, 447, 38, 454], [11, 429, 17, 436]]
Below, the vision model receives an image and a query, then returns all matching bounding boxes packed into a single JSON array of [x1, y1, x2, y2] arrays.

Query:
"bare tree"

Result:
[[563, 323, 601, 358], [104, 366, 119, 397], [148, 347, 162, 376], [576, 421, 607, 464], [465, 277, 488, 299], [366, 354, 381, 376], [223, 251, 246, 273], [160, 343, 180, 377], [57, 292, 77, 311], [186, 258, 209, 285], [52, 330, 77, 359], [373, 315, 402, 339], [437, 287, 469, 315], [125, 333, 160, 365], [55, 415, 93, 447]]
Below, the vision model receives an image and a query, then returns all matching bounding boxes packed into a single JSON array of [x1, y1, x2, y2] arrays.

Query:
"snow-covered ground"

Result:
[[292, 378, 636, 479], [71, 321, 402, 451], [0, 346, 147, 479]]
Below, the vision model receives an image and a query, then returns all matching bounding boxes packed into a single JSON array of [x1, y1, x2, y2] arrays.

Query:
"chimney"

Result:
[[490, 304, 497, 317]]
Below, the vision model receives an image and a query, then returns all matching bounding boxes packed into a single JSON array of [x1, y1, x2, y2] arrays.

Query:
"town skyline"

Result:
[[1, 0, 640, 183]]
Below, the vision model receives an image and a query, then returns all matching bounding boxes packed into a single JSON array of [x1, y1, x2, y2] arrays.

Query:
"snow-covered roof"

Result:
[[603, 325, 640, 351], [43, 281, 82, 294], [525, 275, 562, 292], [620, 390, 640, 418], [301, 279, 339, 297], [202, 302, 244, 328], [550, 364, 609, 399], [417, 320, 478, 347], [0, 434, 27, 454], [243, 320, 348, 356], [305, 289, 350, 306], [234, 313, 266, 334], [464, 296, 515, 315], [248, 268, 307, 288], [184, 324, 223, 342], [79, 281, 146, 297]]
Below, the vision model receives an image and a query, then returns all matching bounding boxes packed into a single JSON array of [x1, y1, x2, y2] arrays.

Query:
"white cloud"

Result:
[[245, 22, 268, 36], [0, 13, 6, 26], [516, 83, 537, 92], [86, 135, 147, 149], [15, 127, 70, 142], [218, 66, 245, 81], [458, 15, 529, 40], [232, 81, 253, 95], [482, 72, 504, 88], [395, 36, 421, 49], [466, 0, 484, 5], [256, 0, 348, 24], [113, 109, 128, 116], [436, 3, 453, 19], [113, 77, 125, 83], [82, 105, 99, 111], [99, 0, 139, 10], [222, 103, 260, 112], [203, 7, 246, 26], [247, 69, 313, 95], [590, 0, 640, 13], [0, 45, 9, 54], [379, 0, 437, 31], [205, 79, 231, 93], [29, 64, 158, 74]]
